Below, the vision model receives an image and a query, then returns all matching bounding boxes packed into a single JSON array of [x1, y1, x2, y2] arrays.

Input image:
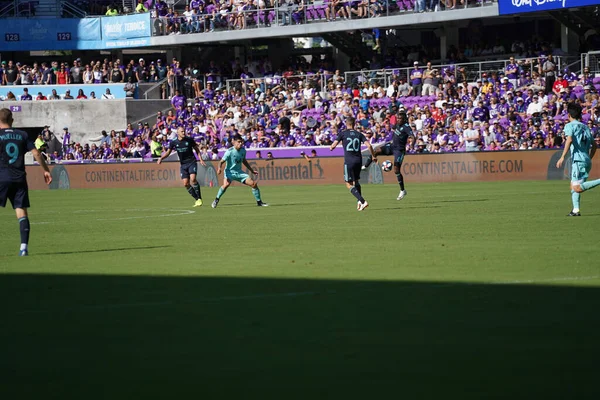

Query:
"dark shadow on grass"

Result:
[[43, 245, 172, 256], [1, 274, 599, 398]]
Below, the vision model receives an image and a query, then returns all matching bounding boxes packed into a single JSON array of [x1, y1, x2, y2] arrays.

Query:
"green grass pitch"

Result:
[[1, 181, 599, 399]]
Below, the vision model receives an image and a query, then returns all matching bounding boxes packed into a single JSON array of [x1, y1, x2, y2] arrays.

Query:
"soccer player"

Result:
[[157, 126, 206, 207], [330, 116, 376, 211], [0, 108, 52, 256], [556, 103, 599, 216], [211, 133, 268, 208], [362, 111, 412, 200]]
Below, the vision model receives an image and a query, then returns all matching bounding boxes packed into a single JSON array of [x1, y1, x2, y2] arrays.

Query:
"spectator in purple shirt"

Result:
[[171, 89, 186, 109], [20, 88, 32, 101]]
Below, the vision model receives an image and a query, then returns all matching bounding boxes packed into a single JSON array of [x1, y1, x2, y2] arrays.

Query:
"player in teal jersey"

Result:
[[211, 134, 268, 208], [556, 103, 599, 216]]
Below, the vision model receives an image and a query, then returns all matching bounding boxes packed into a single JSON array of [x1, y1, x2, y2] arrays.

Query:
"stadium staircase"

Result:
[[28, 0, 61, 17], [321, 32, 374, 60]]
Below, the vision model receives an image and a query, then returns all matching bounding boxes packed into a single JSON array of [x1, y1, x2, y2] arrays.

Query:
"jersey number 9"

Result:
[[6, 143, 19, 164]]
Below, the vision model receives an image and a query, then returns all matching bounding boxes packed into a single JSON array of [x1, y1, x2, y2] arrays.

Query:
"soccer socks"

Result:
[[355, 182, 362, 195], [581, 178, 600, 191], [364, 156, 373, 168], [396, 173, 405, 191], [192, 183, 202, 199], [216, 186, 227, 200], [350, 186, 365, 203], [571, 190, 581, 213], [19, 217, 30, 250], [252, 187, 262, 202], [186, 185, 199, 200]]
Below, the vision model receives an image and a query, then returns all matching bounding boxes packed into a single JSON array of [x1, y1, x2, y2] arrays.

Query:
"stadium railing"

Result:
[[225, 73, 328, 97], [582, 50, 600, 76], [149, 0, 497, 36], [344, 56, 570, 88]]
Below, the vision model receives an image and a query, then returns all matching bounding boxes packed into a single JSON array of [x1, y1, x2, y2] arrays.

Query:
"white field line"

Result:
[[9, 275, 600, 316]]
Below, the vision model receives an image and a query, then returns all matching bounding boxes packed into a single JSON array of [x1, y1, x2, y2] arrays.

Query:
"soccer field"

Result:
[[1, 181, 599, 398]]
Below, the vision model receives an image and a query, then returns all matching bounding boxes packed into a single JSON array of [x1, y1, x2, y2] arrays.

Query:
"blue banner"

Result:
[[499, 0, 600, 15], [101, 13, 151, 41], [0, 15, 152, 50], [0, 18, 102, 50], [0, 84, 131, 100]]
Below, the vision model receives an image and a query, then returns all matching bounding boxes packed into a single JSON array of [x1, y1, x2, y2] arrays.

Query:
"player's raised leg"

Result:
[[362, 146, 383, 169]]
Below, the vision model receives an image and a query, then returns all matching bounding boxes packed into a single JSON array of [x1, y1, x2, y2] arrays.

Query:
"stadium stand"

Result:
[[3, 53, 598, 162]]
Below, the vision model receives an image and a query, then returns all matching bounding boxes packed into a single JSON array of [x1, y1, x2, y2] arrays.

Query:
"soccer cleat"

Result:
[[567, 211, 581, 216], [357, 201, 369, 211], [194, 199, 203, 207], [211, 199, 219, 208], [361, 166, 366, 170], [19, 249, 28, 256], [257, 201, 269, 207], [357, 201, 361, 210], [397, 190, 407, 200]]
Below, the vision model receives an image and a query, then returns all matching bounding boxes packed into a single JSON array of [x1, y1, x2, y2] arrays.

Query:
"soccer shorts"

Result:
[[379, 143, 393, 156], [225, 169, 250, 184], [393, 151, 405, 167], [0, 181, 30, 209], [344, 160, 362, 183], [180, 162, 198, 179], [571, 160, 591, 183]]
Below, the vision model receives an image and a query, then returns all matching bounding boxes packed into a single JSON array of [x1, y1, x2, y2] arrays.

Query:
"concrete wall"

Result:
[[8, 99, 128, 143]]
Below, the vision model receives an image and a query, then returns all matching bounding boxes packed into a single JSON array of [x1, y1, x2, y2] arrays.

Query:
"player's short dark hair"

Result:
[[0, 108, 13, 125], [345, 116, 356, 126], [398, 111, 407, 120], [233, 133, 243, 142], [567, 103, 582, 120]]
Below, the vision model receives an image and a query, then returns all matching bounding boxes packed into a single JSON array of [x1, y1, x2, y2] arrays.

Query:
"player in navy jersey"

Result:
[[361, 111, 412, 200], [330, 116, 376, 211], [392, 112, 412, 200], [0, 108, 52, 256], [157, 126, 206, 207]]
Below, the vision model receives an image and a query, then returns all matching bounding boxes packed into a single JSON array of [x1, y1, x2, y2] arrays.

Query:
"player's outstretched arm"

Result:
[[31, 148, 52, 185], [365, 141, 377, 162], [216, 159, 226, 175], [243, 158, 258, 175], [157, 148, 172, 164], [556, 136, 573, 168], [330, 140, 340, 151], [193, 143, 206, 167]]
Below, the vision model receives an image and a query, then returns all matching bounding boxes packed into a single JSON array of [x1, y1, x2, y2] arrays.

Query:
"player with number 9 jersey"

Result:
[[0, 108, 52, 256]]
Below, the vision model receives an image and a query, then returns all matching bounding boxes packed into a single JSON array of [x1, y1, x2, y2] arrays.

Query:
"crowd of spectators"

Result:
[[94, 0, 496, 35], [30, 52, 600, 163]]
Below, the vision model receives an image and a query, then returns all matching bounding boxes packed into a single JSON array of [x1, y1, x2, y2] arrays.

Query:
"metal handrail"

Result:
[[344, 55, 571, 87], [225, 73, 327, 96], [0, 1, 15, 18], [143, 77, 168, 99], [62, 0, 87, 17], [149, 0, 497, 36]]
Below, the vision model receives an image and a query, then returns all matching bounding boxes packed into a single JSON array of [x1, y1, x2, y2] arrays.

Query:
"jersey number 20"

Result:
[[346, 138, 360, 152], [5, 143, 19, 164]]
